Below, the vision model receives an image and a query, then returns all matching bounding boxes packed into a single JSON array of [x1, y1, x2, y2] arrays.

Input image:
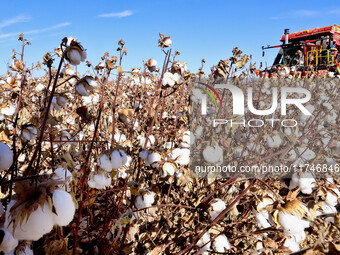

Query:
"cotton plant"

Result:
[[196, 232, 211, 255], [51, 95, 67, 111], [289, 172, 315, 195], [161, 162, 176, 178], [274, 200, 311, 252], [88, 171, 112, 190], [63, 37, 87, 66], [52, 167, 73, 189], [82, 94, 99, 106], [1, 105, 16, 116], [209, 198, 226, 221], [316, 183, 340, 221], [266, 133, 282, 148], [145, 58, 158, 72], [202, 144, 223, 164], [0, 142, 13, 170], [0, 228, 18, 253], [170, 148, 190, 166], [97, 148, 128, 172], [21, 125, 38, 141], [135, 189, 155, 209], [162, 72, 180, 88], [137, 135, 155, 149], [5, 181, 76, 241], [253, 195, 275, 228], [75, 76, 98, 97], [15, 244, 34, 255], [146, 151, 162, 168], [212, 234, 231, 253], [180, 130, 194, 148], [117, 155, 132, 179]]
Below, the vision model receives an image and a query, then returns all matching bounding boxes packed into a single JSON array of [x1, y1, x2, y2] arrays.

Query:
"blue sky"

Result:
[[1, 0, 340, 76]]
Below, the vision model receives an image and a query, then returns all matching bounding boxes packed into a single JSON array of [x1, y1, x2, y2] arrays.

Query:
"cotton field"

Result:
[[0, 33, 339, 255]]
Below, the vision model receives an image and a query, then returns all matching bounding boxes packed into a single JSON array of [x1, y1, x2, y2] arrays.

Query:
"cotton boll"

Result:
[[170, 148, 190, 166], [117, 156, 131, 179], [289, 172, 315, 194], [0, 228, 18, 253], [1, 105, 16, 116], [213, 234, 231, 252], [68, 49, 81, 65], [97, 153, 113, 172], [17, 244, 34, 255], [80, 51, 87, 62], [51, 96, 61, 111], [147, 152, 161, 168], [325, 188, 340, 207], [284, 237, 300, 252], [85, 77, 97, 88], [65, 68, 75, 76], [22, 126, 37, 141], [195, 126, 203, 137], [5, 200, 55, 241], [209, 198, 226, 221], [53, 167, 73, 188], [162, 72, 180, 87], [52, 189, 76, 226], [114, 133, 127, 143], [76, 83, 90, 96], [138, 135, 155, 148], [196, 232, 211, 252], [203, 144, 223, 164], [163, 142, 174, 149], [321, 202, 337, 215], [299, 148, 316, 161], [88, 171, 112, 189], [135, 190, 155, 209], [254, 210, 271, 228], [139, 150, 149, 160], [299, 177, 315, 195], [35, 83, 45, 92], [110, 149, 128, 170], [278, 211, 309, 236], [161, 162, 176, 177], [0, 142, 13, 170], [267, 135, 282, 148]]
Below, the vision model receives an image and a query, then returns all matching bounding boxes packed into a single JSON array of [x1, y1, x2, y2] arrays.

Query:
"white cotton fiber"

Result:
[[52, 189, 76, 226]]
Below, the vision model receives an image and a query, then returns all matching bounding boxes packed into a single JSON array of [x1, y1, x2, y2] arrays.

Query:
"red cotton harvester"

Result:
[[261, 24, 340, 78]]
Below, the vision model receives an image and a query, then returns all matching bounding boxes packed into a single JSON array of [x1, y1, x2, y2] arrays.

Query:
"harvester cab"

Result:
[[262, 24, 340, 78]]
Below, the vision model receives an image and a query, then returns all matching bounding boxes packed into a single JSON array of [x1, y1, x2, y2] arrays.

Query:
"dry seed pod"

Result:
[[161, 162, 176, 177], [12, 59, 24, 71], [64, 38, 87, 66], [118, 108, 134, 123], [145, 58, 158, 72]]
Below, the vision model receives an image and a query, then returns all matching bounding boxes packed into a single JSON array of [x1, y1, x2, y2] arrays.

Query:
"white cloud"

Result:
[[291, 10, 318, 17], [328, 9, 340, 15], [97, 10, 133, 18], [0, 22, 71, 40], [0, 15, 31, 29]]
